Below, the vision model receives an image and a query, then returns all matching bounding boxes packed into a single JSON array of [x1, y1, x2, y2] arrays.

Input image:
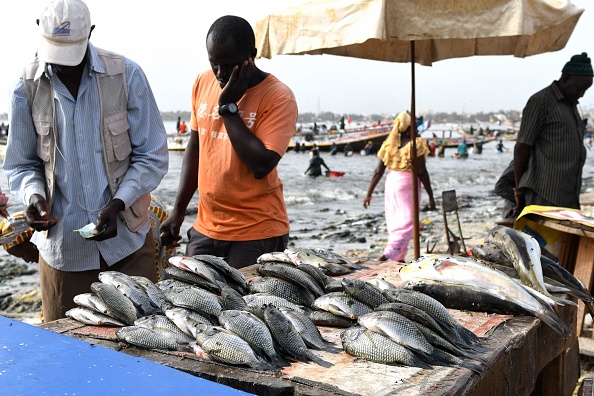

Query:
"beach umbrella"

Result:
[[255, 0, 584, 259]]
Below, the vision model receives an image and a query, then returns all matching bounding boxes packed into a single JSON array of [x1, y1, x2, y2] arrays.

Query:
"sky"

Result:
[[1, 0, 593, 117]]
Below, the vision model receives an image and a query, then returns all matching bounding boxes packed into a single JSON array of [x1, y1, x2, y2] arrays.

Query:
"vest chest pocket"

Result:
[[33, 118, 52, 162], [104, 112, 132, 162]]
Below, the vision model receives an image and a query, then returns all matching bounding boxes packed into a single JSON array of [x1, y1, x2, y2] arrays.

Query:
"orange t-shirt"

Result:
[[178, 122, 187, 134], [190, 71, 298, 241]]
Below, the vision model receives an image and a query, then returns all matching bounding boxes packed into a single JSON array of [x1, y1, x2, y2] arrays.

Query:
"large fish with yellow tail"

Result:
[[399, 254, 571, 337]]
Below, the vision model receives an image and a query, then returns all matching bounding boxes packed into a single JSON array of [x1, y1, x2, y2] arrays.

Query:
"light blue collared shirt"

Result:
[[3, 43, 169, 270]]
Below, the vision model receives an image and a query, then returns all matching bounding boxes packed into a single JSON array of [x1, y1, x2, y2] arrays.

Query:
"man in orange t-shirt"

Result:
[[160, 15, 298, 269]]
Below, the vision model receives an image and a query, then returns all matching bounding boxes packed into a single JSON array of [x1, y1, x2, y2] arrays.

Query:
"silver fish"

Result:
[[164, 286, 222, 318], [66, 307, 125, 327], [164, 265, 222, 293], [73, 293, 111, 315], [485, 226, 550, 297], [358, 311, 434, 358], [312, 248, 361, 270], [279, 307, 340, 352], [116, 325, 187, 351], [248, 276, 316, 307], [130, 275, 172, 312], [256, 262, 325, 297], [134, 314, 194, 344], [218, 309, 288, 367], [295, 264, 334, 289], [399, 254, 570, 337], [168, 256, 218, 285], [368, 278, 398, 292], [243, 293, 305, 313], [192, 324, 277, 371], [192, 254, 248, 290], [341, 278, 389, 308], [90, 282, 138, 325], [165, 307, 213, 337], [470, 242, 511, 264], [98, 271, 157, 316], [312, 292, 373, 320], [307, 310, 357, 328], [382, 283, 480, 347], [375, 302, 455, 345], [220, 286, 248, 311], [340, 326, 430, 368], [257, 251, 294, 264], [264, 304, 332, 367]]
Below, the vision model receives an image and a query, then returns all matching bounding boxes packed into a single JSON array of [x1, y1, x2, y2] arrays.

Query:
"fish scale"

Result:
[[312, 292, 373, 319], [248, 276, 316, 306], [134, 314, 194, 344], [98, 271, 157, 316], [116, 326, 185, 351], [358, 311, 434, 358], [218, 310, 288, 367], [341, 278, 389, 308], [90, 282, 138, 325], [243, 293, 305, 313], [382, 286, 480, 346], [192, 324, 277, 371], [341, 326, 430, 368], [130, 275, 172, 312], [66, 307, 126, 327], [263, 304, 331, 367], [164, 286, 222, 318], [257, 262, 325, 297]]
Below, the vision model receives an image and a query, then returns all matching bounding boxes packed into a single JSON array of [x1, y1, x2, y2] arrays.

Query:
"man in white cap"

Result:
[[3, 0, 169, 322], [513, 52, 593, 214]]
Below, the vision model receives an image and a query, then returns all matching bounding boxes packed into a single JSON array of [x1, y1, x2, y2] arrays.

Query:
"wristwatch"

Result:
[[218, 102, 238, 116]]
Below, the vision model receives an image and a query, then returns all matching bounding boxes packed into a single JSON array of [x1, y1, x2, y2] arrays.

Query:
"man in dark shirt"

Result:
[[304, 150, 330, 177], [514, 52, 593, 214]]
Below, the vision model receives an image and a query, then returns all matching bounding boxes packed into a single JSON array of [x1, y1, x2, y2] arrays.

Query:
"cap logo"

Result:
[[52, 21, 71, 37]]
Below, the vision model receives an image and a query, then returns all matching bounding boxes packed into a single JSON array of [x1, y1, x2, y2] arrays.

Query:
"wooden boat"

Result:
[[289, 123, 392, 154], [426, 136, 495, 149], [167, 133, 189, 151]]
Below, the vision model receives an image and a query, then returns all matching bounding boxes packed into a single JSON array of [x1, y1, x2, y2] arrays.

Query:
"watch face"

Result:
[[228, 103, 238, 113]]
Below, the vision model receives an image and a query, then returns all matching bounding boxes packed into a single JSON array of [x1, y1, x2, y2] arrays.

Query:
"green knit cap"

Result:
[[562, 52, 593, 77]]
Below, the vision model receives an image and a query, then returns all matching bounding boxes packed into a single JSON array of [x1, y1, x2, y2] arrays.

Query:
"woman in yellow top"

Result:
[[363, 111, 436, 262]]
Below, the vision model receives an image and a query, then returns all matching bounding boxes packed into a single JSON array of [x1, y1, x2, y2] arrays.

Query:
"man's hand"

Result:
[[363, 196, 372, 209], [513, 188, 525, 216], [91, 199, 125, 241], [219, 58, 254, 105], [428, 197, 436, 211], [25, 194, 58, 231], [159, 209, 184, 248]]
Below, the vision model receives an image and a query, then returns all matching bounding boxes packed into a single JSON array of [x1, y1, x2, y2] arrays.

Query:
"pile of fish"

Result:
[[399, 225, 594, 337], [66, 246, 493, 372], [259, 246, 363, 276], [65, 248, 359, 370], [307, 277, 487, 372]]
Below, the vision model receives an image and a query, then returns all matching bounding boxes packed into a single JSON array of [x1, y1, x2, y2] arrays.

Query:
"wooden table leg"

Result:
[[571, 237, 594, 337]]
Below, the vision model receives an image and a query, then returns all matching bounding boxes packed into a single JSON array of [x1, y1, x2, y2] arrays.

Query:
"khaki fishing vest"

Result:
[[23, 47, 150, 232]]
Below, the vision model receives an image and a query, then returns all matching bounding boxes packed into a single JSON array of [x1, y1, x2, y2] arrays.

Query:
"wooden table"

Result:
[[39, 260, 580, 396]]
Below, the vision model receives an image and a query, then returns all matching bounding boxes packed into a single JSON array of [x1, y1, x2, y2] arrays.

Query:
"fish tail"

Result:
[[305, 350, 334, 368]]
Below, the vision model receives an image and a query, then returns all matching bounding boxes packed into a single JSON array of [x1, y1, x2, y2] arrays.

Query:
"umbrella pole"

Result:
[[410, 41, 420, 260]]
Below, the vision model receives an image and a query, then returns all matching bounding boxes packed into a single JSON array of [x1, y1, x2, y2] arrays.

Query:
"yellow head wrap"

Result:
[[376, 111, 412, 170]]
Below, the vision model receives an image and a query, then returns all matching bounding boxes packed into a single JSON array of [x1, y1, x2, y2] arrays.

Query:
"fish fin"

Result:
[[305, 350, 333, 368]]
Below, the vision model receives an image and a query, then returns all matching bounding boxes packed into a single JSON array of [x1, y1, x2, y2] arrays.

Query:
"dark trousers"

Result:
[[39, 231, 156, 323], [185, 227, 289, 269]]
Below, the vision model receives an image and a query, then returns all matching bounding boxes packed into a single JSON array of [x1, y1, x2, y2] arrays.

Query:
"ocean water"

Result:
[[3, 120, 594, 256]]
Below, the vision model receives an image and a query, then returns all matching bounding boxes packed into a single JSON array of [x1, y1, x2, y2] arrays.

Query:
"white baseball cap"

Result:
[[37, 0, 92, 66]]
